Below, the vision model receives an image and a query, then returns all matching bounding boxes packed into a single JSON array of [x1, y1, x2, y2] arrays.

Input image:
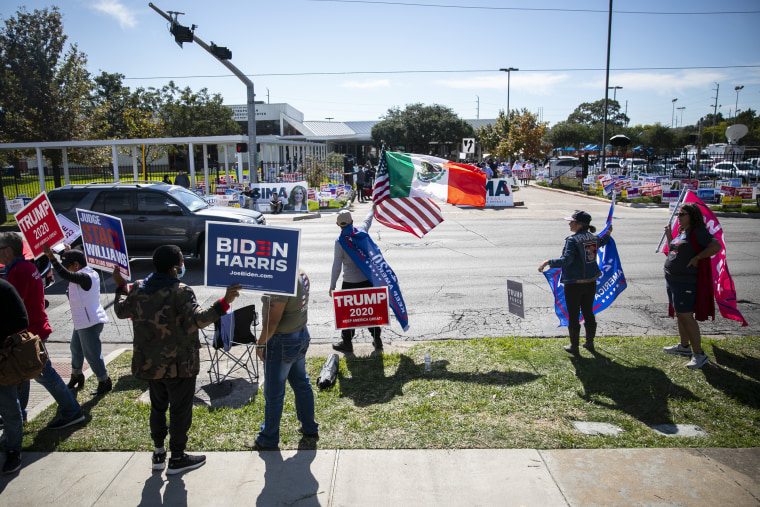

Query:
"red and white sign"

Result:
[[736, 187, 754, 200], [14, 193, 65, 258], [333, 286, 390, 330], [681, 179, 699, 191]]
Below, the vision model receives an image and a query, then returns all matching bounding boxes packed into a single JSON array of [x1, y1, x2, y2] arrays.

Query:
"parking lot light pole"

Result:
[[499, 67, 519, 124], [671, 98, 678, 128], [676, 106, 685, 128], [149, 3, 258, 182], [734, 85, 744, 124]]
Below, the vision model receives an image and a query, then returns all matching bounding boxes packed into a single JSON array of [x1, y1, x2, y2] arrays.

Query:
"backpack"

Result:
[[0, 330, 49, 386]]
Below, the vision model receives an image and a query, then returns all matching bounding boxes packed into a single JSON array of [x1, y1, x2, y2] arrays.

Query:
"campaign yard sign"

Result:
[[507, 280, 524, 318], [485, 178, 514, 207], [14, 192, 65, 258], [333, 286, 390, 330], [205, 222, 301, 295], [76, 209, 130, 279], [57, 214, 82, 245]]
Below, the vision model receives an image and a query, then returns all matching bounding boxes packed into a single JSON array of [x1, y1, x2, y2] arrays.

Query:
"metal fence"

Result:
[[2, 159, 351, 203]]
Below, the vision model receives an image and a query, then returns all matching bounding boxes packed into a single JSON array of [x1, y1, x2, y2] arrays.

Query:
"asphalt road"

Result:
[[42, 185, 759, 346]]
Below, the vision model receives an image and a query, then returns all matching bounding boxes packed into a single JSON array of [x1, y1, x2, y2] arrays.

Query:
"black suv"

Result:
[[48, 182, 266, 258]]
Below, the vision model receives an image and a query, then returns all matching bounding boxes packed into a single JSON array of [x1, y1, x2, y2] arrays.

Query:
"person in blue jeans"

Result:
[[249, 269, 318, 450], [44, 245, 112, 396], [0, 278, 28, 474], [0, 232, 84, 431]]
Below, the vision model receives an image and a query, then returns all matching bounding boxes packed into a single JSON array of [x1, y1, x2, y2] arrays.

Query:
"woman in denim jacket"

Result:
[[538, 210, 612, 354]]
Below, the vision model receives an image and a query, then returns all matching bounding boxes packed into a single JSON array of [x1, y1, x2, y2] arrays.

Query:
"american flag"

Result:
[[372, 150, 444, 238]]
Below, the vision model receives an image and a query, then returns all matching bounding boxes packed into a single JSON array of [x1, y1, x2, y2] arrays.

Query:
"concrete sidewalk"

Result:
[[5, 345, 760, 506], [0, 448, 758, 505]]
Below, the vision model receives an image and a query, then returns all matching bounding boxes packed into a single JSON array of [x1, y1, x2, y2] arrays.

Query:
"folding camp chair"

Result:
[[202, 304, 260, 384]]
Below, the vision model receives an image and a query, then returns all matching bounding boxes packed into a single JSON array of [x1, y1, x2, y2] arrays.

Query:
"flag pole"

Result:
[[655, 188, 688, 253]]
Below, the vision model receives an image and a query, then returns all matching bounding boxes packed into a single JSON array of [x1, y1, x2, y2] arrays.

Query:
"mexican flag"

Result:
[[384, 151, 487, 207]]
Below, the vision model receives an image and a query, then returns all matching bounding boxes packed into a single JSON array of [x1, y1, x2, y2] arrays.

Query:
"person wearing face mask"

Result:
[[113, 245, 242, 475], [43, 244, 112, 396]]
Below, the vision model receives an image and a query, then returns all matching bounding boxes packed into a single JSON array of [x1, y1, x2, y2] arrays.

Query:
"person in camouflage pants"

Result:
[[113, 245, 242, 475]]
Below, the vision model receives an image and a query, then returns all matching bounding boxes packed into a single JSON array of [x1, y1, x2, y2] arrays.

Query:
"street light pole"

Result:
[[671, 98, 678, 128], [149, 3, 258, 182], [676, 106, 685, 128], [608, 85, 622, 102], [499, 67, 519, 123], [734, 85, 744, 124]]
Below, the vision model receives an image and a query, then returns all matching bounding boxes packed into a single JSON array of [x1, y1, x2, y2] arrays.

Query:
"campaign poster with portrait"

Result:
[[243, 181, 311, 212], [75, 209, 130, 279], [205, 222, 301, 295]]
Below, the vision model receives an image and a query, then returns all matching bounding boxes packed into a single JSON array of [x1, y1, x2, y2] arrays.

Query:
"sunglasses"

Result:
[[677, 212, 688, 217]]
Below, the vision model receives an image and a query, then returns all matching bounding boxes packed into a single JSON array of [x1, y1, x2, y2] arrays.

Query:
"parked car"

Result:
[[48, 182, 266, 258], [713, 161, 757, 181]]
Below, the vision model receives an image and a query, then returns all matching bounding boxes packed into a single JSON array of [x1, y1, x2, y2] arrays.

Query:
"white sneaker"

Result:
[[664, 343, 692, 356], [686, 353, 710, 370]]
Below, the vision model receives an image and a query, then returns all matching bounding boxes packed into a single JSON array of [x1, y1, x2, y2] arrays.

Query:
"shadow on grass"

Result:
[[26, 374, 144, 451], [702, 347, 760, 408], [339, 353, 542, 407], [570, 351, 699, 425]]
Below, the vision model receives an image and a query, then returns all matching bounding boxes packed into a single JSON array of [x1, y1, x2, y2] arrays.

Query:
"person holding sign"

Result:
[[113, 245, 242, 475], [43, 244, 112, 396], [329, 208, 383, 354], [0, 232, 85, 430], [248, 269, 318, 451], [662, 203, 721, 369], [538, 211, 613, 355]]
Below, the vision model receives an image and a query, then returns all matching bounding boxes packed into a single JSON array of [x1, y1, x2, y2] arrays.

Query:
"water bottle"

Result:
[[424, 350, 431, 373]]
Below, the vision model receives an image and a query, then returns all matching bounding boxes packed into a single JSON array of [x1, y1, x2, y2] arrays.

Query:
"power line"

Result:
[[124, 64, 760, 80], [304, 0, 760, 15]]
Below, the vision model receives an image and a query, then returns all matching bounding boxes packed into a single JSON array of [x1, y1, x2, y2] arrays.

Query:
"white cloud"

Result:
[[436, 73, 570, 95], [582, 70, 728, 95], [340, 80, 391, 89], [92, 0, 137, 29]]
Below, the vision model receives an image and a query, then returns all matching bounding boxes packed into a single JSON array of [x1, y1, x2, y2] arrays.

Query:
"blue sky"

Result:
[[4, 0, 760, 132]]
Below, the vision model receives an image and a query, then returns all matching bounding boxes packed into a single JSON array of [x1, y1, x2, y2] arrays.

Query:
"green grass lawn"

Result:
[[24, 335, 760, 452]]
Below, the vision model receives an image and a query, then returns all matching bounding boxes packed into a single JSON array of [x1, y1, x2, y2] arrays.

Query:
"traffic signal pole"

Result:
[[148, 3, 258, 182]]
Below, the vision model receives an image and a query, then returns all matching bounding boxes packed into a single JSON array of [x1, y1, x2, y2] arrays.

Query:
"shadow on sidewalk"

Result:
[[570, 351, 699, 425], [339, 353, 542, 407]]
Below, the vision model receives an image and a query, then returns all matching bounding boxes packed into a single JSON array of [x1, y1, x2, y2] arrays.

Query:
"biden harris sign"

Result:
[[204, 222, 301, 296]]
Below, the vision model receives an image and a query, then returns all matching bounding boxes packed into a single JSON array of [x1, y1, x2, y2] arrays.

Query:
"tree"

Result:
[[371, 103, 473, 155], [477, 109, 547, 160], [567, 99, 628, 127], [0, 7, 93, 186], [544, 121, 593, 151]]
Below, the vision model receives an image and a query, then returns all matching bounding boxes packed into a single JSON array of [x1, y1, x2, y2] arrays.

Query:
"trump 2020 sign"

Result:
[[333, 286, 390, 330], [204, 222, 301, 295]]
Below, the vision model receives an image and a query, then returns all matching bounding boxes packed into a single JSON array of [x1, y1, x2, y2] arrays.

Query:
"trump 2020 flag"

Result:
[[543, 195, 627, 326], [384, 151, 487, 207]]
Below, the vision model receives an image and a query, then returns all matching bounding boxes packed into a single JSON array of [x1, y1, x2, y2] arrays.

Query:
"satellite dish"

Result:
[[725, 124, 748, 143]]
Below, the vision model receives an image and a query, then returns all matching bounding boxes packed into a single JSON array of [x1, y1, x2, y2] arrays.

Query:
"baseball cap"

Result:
[[564, 210, 591, 224], [60, 248, 87, 268], [337, 210, 353, 227]]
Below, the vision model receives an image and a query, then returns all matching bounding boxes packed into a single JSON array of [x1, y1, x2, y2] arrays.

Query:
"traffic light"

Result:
[[210, 43, 232, 60], [236, 143, 248, 153], [170, 22, 195, 47]]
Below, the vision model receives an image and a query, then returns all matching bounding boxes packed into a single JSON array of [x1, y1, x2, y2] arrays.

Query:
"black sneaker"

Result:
[[2, 450, 21, 475], [298, 427, 319, 439], [332, 341, 353, 353], [563, 345, 580, 356], [91, 377, 113, 396], [582, 342, 595, 353], [152, 450, 167, 471], [166, 453, 205, 475], [46, 411, 86, 430]]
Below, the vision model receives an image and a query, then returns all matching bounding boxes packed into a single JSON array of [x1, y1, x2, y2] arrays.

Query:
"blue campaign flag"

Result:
[[544, 195, 627, 326], [76, 209, 130, 280], [205, 222, 301, 295]]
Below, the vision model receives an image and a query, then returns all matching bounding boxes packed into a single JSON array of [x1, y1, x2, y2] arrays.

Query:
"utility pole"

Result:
[[476, 95, 479, 120], [600, 0, 613, 175], [711, 82, 719, 144], [499, 67, 519, 125], [149, 3, 258, 182], [671, 98, 678, 128]]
